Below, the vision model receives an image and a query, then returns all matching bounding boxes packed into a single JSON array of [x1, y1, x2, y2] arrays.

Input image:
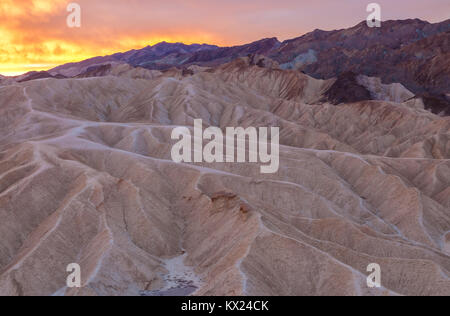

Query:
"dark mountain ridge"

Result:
[[11, 18, 450, 114]]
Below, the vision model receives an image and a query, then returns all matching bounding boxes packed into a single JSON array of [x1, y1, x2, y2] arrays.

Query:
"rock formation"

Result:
[[0, 56, 449, 296]]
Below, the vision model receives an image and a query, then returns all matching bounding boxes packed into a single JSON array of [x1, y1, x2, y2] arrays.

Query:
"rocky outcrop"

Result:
[[75, 63, 162, 80], [322, 72, 372, 104], [269, 19, 450, 112], [420, 93, 450, 116], [17, 71, 66, 83]]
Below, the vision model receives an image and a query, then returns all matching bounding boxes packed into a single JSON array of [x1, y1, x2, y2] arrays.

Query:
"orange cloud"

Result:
[[0, 0, 223, 75]]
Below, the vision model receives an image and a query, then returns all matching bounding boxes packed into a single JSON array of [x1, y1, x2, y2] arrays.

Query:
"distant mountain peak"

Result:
[[40, 18, 449, 114]]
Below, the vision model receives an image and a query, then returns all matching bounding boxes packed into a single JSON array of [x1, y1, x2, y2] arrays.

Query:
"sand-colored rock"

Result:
[[0, 58, 449, 296]]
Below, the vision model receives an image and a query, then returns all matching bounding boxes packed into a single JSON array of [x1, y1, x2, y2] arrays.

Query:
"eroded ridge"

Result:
[[0, 58, 449, 296]]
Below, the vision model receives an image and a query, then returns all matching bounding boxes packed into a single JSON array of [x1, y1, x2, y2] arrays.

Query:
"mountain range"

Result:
[[5, 19, 448, 115], [16, 18, 444, 115]]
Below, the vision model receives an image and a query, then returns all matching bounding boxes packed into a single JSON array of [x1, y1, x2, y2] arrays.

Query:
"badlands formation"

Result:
[[0, 56, 449, 296]]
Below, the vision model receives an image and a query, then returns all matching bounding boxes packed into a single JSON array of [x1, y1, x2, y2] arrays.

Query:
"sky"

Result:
[[1, 0, 449, 76]]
